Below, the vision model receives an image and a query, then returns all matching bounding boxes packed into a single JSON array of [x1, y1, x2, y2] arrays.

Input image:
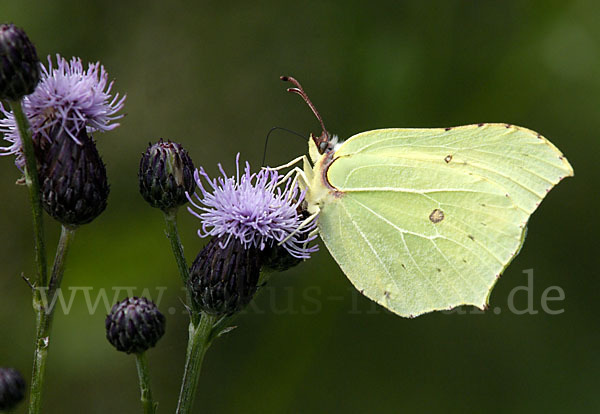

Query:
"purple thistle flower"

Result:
[[0, 54, 125, 168], [187, 154, 318, 259]]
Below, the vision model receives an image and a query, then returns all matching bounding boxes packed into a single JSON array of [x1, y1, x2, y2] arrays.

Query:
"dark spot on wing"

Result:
[[429, 209, 444, 223], [401, 263, 406, 270], [480, 203, 486, 207], [537, 133, 542, 139], [444, 127, 452, 131], [444, 155, 453, 163], [436, 268, 441, 272], [478, 123, 484, 127], [462, 259, 467, 263], [384, 291, 391, 299], [505, 123, 512, 128], [468, 234, 475, 241]]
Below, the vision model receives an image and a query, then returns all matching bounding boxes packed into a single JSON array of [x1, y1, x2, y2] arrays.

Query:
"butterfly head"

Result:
[[310, 132, 339, 154], [281, 76, 337, 156]]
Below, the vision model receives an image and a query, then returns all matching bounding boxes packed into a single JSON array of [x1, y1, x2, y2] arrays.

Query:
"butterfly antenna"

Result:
[[280, 76, 331, 153], [262, 126, 306, 167]]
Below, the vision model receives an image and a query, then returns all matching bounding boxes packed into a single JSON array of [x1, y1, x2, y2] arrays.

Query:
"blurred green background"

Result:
[[0, 0, 597, 413]]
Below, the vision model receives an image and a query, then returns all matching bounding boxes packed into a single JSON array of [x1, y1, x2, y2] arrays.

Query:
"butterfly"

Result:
[[278, 76, 573, 318]]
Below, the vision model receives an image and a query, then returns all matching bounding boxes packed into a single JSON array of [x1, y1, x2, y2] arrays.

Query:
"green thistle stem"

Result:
[[29, 225, 76, 414], [8, 99, 56, 414], [163, 210, 196, 311], [176, 313, 218, 414], [135, 352, 157, 414], [165, 208, 215, 411], [9, 99, 47, 286]]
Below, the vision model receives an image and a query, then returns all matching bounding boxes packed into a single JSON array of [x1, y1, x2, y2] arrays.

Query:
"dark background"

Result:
[[0, 1, 597, 413]]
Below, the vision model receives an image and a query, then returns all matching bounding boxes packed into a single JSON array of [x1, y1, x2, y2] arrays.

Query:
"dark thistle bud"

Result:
[[0, 367, 26, 411], [188, 236, 261, 316], [105, 297, 166, 354], [260, 244, 303, 273], [139, 139, 196, 212], [38, 126, 110, 226], [0, 23, 40, 101], [260, 206, 309, 272]]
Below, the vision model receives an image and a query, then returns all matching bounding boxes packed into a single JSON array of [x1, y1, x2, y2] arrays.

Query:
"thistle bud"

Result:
[[38, 126, 109, 226], [260, 244, 303, 273], [188, 236, 261, 316], [260, 206, 309, 272], [0, 367, 26, 411], [105, 297, 166, 354], [0, 23, 40, 101], [139, 139, 195, 212]]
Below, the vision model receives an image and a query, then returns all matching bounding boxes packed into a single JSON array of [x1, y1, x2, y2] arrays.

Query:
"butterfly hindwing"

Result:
[[317, 124, 573, 317]]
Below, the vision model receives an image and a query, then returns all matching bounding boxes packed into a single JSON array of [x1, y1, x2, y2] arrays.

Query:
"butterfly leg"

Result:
[[278, 209, 320, 245], [307, 223, 320, 238], [285, 166, 314, 199], [264, 155, 308, 171], [263, 155, 314, 190], [276, 165, 306, 187]]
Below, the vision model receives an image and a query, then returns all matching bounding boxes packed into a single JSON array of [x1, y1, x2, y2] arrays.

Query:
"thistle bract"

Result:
[[0, 23, 40, 101], [139, 139, 196, 211], [0, 54, 124, 168], [105, 297, 166, 354], [0, 367, 26, 411], [38, 126, 109, 226], [188, 236, 261, 315], [187, 154, 318, 261]]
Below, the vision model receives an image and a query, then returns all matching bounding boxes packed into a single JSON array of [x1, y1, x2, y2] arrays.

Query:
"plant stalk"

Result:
[[10, 99, 47, 285], [135, 352, 157, 414], [163, 210, 196, 310], [28, 225, 76, 414], [176, 313, 218, 414]]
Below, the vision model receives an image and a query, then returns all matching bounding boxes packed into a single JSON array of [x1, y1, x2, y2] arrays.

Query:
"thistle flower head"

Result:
[[189, 235, 261, 315], [39, 126, 109, 226], [187, 154, 318, 260], [0, 23, 40, 100], [105, 297, 166, 354], [139, 139, 196, 212], [0, 54, 125, 168], [0, 367, 26, 411]]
